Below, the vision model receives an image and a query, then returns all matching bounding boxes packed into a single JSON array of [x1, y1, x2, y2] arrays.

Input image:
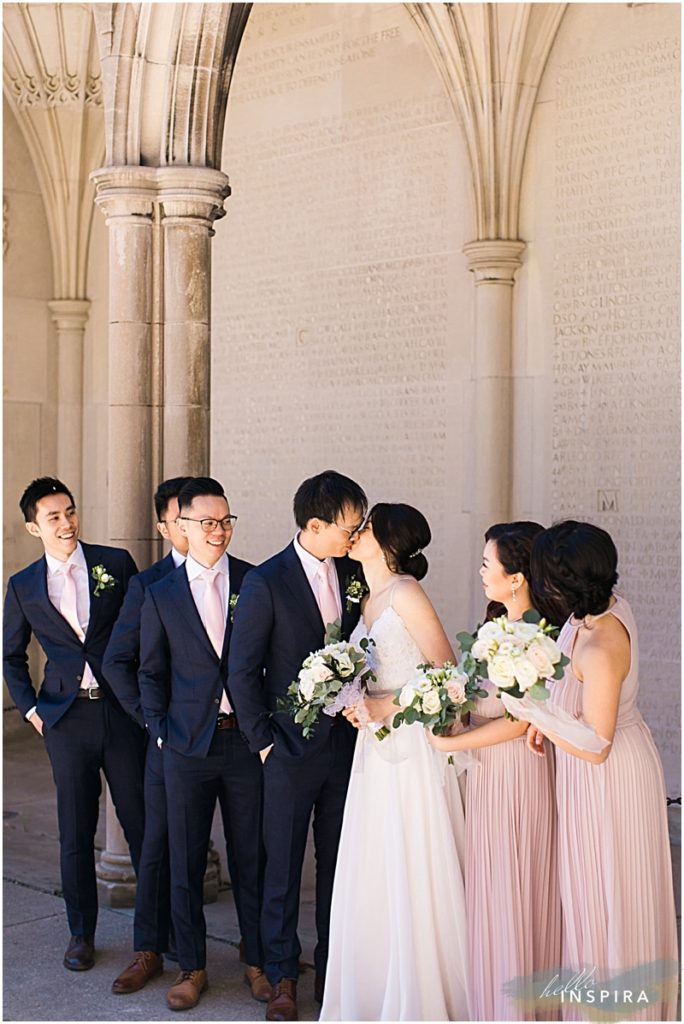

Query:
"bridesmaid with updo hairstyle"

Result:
[[429, 522, 562, 1021], [528, 521, 678, 1021]]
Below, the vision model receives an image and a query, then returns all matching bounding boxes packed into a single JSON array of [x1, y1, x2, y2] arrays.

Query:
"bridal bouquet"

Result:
[[391, 661, 487, 736], [456, 610, 568, 718], [456, 611, 610, 754], [280, 621, 384, 739]]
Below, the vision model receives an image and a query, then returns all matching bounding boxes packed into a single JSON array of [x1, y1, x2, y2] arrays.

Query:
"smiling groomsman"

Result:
[[103, 476, 192, 994], [3, 477, 145, 972], [139, 477, 266, 1012]]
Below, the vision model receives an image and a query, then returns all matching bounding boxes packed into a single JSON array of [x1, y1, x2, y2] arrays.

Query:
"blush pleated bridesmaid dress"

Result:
[[551, 596, 678, 1021], [466, 682, 562, 1020]]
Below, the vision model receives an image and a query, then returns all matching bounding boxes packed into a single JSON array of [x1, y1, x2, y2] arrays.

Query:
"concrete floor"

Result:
[[4, 715, 681, 1023], [3, 723, 320, 1023]]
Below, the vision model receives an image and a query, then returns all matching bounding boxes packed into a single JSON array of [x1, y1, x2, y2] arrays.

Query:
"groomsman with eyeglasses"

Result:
[[2, 477, 146, 972], [139, 477, 266, 1012], [103, 476, 192, 994]]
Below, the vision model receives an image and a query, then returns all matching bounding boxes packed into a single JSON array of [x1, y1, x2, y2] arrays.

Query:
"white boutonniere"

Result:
[[344, 575, 368, 613], [91, 564, 117, 597], [229, 593, 239, 622]]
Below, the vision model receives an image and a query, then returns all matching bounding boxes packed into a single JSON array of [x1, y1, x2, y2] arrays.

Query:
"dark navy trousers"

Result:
[[163, 728, 264, 971], [42, 697, 146, 937]]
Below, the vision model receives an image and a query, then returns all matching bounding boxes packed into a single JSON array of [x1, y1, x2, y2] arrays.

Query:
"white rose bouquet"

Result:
[[391, 661, 487, 736], [280, 621, 382, 739], [456, 610, 569, 719]]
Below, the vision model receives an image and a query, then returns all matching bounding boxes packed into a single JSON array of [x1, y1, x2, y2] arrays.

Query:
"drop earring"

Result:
[[511, 583, 518, 604]]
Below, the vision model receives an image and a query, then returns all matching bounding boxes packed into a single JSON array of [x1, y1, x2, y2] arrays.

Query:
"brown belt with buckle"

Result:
[[217, 712, 238, 730], [76, 686, 103, 700]]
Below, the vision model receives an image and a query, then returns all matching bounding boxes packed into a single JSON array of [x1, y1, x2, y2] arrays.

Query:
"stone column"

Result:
[[91, 167, 161, 571], [47, 299, 91, 501], [96, 795, 137, 906], [91, 168, 159, 905], [463, 239, 526, 614], [90, 166, 229, 905], [158, 168, 230, 478]]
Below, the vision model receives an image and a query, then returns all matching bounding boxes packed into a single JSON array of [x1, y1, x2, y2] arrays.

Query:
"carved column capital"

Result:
[[47, 299, 91, 332], [463, 239, 526, 285], [91, 165, 230, 228], [155, 166, 231, 225], [91, 166, 158, 222]]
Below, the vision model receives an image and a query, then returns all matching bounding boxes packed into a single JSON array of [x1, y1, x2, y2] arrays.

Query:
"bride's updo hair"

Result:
[[531, 520, 618, 620], [368, 503, 431, 581]]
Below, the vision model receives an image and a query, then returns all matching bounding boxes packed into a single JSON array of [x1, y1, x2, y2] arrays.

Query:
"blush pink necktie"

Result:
[[317, 561, 339, 626], [60, 562, 84, 640], [203, 570, 232, 713]]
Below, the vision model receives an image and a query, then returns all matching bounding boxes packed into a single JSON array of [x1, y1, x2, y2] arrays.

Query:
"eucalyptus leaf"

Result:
[[456, 632, 475, 652]]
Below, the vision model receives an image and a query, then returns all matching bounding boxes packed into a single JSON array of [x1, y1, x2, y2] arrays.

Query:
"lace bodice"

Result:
[[350, 605, 424, 693]]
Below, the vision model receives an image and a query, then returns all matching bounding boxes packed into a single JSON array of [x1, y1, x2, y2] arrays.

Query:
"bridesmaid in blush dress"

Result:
[[430, 522, 564, 1021], [527, 521, 678, 1021]]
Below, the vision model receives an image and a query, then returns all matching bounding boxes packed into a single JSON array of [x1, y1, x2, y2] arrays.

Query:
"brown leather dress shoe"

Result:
[[266, 978, 298, 1021], [314, 973, 325, 1004], [63, 935, 95, 971], [244, 964, 271, 1003], [167, 969, 208, 1011], [112, 950, 164, 993]]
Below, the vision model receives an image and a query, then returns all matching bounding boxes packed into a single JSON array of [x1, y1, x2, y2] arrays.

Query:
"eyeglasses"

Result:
[[328, 520, 364, 538], [179, 516, 238, 533]]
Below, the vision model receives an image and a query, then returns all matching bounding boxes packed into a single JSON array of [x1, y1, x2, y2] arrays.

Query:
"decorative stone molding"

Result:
[[93, 3, 252, 167], [463, 239, 526, 285], [47, 298, 91, 333], [92, 165, 230, 226], [408, 2, 567, 241], [7, 69, 102, 109], [3, 4, 105, 298]]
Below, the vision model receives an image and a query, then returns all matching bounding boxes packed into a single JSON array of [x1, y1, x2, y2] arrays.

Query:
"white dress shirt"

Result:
[[171, 548, 186, 569], [26, 544, 96, 719], [293, 533, 342, 620]]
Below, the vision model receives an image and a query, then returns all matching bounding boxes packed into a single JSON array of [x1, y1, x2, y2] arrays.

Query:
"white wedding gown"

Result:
[[320, 602, 471, 1022]]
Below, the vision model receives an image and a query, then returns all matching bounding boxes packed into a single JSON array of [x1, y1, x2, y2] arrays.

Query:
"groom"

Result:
[[229, 470, 367, 1022]]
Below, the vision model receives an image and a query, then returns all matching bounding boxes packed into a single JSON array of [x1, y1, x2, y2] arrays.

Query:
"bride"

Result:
[[319, 503, 470, 1022]]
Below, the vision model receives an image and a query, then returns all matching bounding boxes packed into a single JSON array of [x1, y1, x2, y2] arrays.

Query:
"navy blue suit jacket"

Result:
[[102, 551, 178, 729], [138, 554, 254, 758], [3, 541, 138, 728], [228, 543, 361, 761]]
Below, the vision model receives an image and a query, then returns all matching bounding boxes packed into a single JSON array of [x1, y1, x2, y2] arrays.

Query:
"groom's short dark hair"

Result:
[[293, 471, 367, 529], [20, 477, 75, 523], [177, 477, 226, 514]]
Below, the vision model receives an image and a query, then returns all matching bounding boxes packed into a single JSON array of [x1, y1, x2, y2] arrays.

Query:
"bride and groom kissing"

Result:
[[230, 469, 468, 1022]]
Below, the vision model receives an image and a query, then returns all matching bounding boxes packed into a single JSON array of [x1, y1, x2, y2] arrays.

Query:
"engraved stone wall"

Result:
[[212, 3, 474, 632], [520, 3, 680, 790]]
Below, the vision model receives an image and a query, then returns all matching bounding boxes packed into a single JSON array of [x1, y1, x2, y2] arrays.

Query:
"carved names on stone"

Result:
[[214, 4, 464, 620], [551, 35, 680, 779]]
